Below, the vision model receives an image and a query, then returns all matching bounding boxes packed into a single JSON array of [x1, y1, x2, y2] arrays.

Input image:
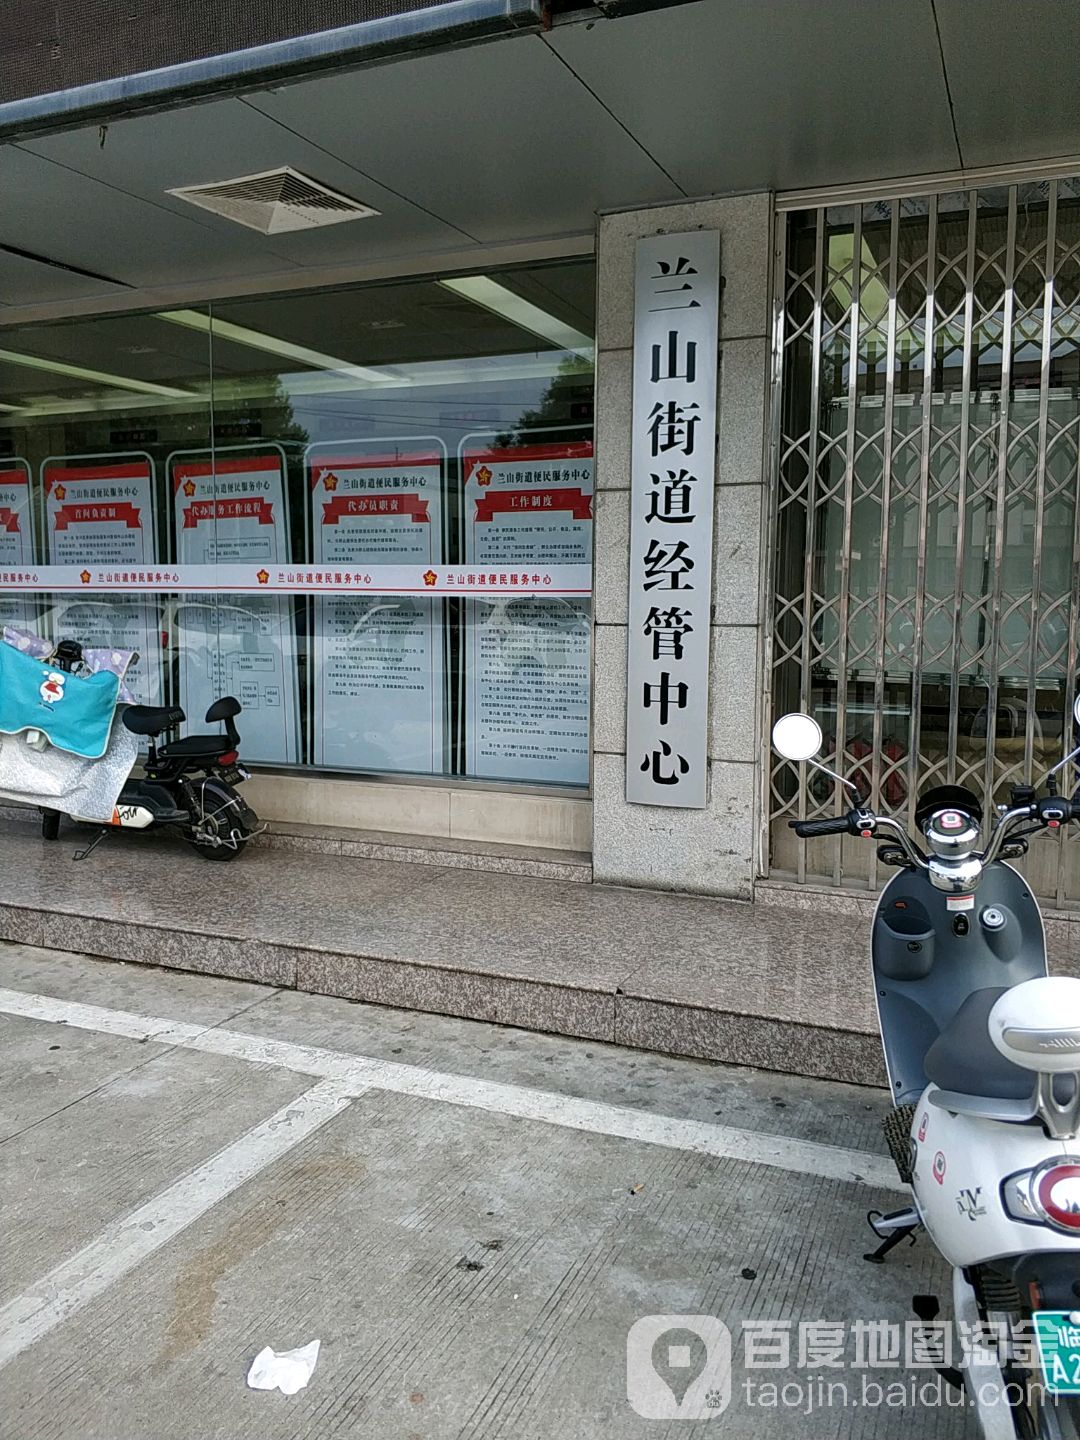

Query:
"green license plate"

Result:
[[1034, 1312, 1080, 1394]]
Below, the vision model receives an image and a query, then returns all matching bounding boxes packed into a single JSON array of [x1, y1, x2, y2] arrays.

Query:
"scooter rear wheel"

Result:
[[183, 779, 257, 860], [187, 832, 245, 860], [40, 809, 61, 841], [186, 815, 255, 860]]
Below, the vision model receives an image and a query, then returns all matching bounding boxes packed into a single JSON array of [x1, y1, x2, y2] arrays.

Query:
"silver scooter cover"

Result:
[[0, 721, 138, 821]]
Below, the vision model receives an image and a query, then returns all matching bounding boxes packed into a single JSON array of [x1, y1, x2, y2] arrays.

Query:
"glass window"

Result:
[[0, 259, 595, 789]]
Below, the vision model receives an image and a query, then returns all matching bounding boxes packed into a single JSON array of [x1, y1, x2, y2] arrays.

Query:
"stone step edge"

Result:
[[0, 803, 592, 883], [255, 822, 593, 882], [0, 900, 883, 1088]]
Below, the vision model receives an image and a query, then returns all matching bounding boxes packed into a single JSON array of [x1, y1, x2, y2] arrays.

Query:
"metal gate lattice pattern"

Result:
[[769, 180, 1080, 906]]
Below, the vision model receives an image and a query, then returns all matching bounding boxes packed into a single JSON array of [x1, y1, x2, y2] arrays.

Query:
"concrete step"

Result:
[[0, 816, 885, 1085], [0, 804, 592, 883], [255, 820, 592, 882]]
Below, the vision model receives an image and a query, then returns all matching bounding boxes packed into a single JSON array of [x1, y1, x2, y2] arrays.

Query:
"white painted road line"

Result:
[[0, 1079, 354, 1370], [0, 986, 901, 1193]]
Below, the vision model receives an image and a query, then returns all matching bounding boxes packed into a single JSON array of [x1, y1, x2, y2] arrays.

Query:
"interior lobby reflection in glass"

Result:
[[0, 260, 596, 788]]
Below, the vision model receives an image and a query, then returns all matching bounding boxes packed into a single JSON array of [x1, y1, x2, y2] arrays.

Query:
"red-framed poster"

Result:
[[460, 435, 593, 786], [306, 439, 446, 773], [41, 454, 161, 703], [0, 460, 35, 634], [169, 446, 301, 766]]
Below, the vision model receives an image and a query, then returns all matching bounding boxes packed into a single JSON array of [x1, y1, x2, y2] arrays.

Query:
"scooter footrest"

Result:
[[882, 1103, 916, 1184]]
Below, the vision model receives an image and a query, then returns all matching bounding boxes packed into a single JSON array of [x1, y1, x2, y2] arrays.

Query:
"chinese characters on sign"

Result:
[[626, 231, 720, 807], [0, 564, 589, 595]]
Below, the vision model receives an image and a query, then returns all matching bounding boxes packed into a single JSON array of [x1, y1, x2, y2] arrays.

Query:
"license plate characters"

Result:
[[1034, 1312, 1080, 1393]]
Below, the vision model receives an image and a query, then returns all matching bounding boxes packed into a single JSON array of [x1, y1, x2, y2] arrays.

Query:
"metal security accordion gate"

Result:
[[768, 178, 1080, 906]]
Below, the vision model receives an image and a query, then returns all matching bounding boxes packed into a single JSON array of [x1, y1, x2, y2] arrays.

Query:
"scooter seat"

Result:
[[923, 987, 1033, 1101], [122, 705, 185, 737], [157, 734, 234, 760]]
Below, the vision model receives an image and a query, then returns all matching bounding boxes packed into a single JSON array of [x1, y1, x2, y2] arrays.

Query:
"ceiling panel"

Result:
[[935, 0, 1080, 167], [0, 144, 307, 290], [245, 32, 683, 241], [547, 0, 960, 195], [1, 312, 213, 385], [18, 96, 472, 272], [0, 249, 131, 306]]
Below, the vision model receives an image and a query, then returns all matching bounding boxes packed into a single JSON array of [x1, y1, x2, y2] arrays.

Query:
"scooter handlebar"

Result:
[[790, 814, 857, 838]]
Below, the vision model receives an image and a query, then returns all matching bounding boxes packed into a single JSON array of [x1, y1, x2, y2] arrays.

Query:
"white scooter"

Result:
[[773, 701, 1080, 1440]]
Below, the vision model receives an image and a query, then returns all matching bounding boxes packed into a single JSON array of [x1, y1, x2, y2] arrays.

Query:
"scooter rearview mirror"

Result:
[[772, 712, 824, 763], [1039, 694, 1080, 789]]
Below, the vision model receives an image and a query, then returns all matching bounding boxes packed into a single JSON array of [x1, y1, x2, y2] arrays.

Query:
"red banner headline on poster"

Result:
[[53, 502, 142, 531], [181, 497, 274, 528], [321, 494, 429, 524], [0, 564, 593, 596], [473, 487, 592, 522]]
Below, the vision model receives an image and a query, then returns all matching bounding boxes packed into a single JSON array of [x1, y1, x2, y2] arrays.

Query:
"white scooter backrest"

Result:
[[990, 976, 1080, 1073]]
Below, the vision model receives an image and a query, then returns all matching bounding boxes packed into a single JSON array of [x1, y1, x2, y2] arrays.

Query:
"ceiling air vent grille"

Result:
[[167, 167, 379, 235]]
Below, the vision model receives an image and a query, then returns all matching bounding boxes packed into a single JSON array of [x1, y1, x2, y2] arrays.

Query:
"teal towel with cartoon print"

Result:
[[0, 642, 120, 759]]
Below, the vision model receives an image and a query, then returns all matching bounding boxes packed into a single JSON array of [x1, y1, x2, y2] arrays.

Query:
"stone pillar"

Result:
[[591, 194, 772, 898]]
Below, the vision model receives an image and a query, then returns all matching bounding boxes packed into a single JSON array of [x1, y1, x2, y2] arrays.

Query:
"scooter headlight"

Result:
[[1004, 1159, 1080, 1234], [1037, 1164, 1080, 1233]]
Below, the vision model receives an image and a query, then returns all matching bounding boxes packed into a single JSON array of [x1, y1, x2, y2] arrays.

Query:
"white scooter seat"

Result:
[[923, 987, 1033, 1101]]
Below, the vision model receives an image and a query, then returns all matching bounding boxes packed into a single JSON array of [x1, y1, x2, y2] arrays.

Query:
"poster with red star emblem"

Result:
[[305, 439, 446, 773], [42, 454, 161, 703], [0, 460, 35, 634], [459, 432, 593, 786], [170, 446, 300, 765]]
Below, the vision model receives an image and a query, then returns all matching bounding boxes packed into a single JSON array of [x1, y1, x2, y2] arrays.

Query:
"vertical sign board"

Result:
[[625, 231, 720, 807], [307, 442, 445, 773], [171, 449, 301, 764], [461, 438, 593, 785], [0, 461, 34, 632], [43, 456, 161, 702]]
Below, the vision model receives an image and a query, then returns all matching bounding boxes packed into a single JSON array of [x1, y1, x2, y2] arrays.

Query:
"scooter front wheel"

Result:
[[40, 808, 61, 841], [1033, 1392, 1080, 1440]]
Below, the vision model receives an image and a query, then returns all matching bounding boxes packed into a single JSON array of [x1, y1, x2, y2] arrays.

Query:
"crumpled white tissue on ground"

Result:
[[246, 1339, 321, 1395]]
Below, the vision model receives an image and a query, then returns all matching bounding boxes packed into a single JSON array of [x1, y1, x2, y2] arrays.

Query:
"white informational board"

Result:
[[0, 460, 35, 633], [461, 436, 593, 786], [307, 441, 445, 773], [171, 448, 301, 765], [42, 455, 161, 703]]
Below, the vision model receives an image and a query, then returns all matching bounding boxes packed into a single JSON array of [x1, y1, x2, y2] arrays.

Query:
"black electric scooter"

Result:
[[40, 639, 261, 861]]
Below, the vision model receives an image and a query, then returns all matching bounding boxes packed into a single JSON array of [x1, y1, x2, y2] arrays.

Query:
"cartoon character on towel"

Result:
[[39, 671, 66, 707]]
